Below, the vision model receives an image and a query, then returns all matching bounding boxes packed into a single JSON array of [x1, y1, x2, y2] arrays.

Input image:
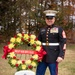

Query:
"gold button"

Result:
[[46, 41, 48, 43], [47, 32, 49, 34], [46, 42, 49, 46], [47, 29, 49, 31], [46, 38, 48, 40], [46, 35, 48, 36]]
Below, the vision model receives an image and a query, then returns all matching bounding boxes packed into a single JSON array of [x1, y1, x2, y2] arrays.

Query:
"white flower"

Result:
[[24, 34, 29, 40], [8, 43, 15, 49], [11, 59, 17, 65], [35, 41, 41, 45], [30, 39, 35, 45], [16, 37, 21, 43], [21, 64, 27, 70], [10, 37, 16, 43], [31, 61, 37, 67], [17, 60, 22, 65], [30, 35, 36, 39], [32, 54, 38, 60], [36, 46, 41, 51], [7, 52, 15, 58], [17, 33, 22, 37], [25, 60, 31, 65]]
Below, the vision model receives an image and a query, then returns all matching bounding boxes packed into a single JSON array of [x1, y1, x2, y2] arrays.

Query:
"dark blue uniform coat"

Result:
[[38, 25, 66, 63]]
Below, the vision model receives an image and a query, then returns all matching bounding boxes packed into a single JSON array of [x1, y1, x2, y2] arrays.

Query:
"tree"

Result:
[[0, 0, 75, 43], [0, 0, 21, 42]]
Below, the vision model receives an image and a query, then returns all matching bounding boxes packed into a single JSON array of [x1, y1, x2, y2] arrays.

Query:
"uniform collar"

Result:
[[47, 24, 54, 28]]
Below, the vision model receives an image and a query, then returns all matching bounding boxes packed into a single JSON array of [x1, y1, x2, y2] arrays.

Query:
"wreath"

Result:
[[2, 33, 46, 71]]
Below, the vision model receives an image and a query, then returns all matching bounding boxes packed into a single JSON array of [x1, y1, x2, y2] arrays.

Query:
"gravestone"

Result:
[[15, 70, 35, 75]]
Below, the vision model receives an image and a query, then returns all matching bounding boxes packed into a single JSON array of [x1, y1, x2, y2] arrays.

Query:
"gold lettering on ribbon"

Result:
[[14, 49, 35, 54]]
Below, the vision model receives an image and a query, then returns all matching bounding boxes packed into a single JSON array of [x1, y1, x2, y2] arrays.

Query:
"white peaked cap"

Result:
[[43, 10, 58, 16]]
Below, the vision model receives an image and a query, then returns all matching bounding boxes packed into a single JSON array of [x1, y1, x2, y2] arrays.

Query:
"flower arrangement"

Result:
[[2, 33, 46, 71]]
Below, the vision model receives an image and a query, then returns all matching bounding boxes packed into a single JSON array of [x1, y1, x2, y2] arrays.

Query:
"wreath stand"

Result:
[[15, 70, 35, 75]]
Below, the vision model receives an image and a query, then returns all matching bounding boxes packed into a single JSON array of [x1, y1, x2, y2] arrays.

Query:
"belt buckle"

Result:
[[46, 42, 49, 46]]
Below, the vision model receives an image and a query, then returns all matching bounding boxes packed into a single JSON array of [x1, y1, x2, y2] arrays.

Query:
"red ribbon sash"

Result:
[[2, 46, 46, 61]]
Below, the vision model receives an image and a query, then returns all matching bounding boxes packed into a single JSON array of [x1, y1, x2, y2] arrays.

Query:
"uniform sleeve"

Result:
[[58, 27, 67, 59]]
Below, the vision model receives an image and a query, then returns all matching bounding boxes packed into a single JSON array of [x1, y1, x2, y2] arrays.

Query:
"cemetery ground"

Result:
[[0, 44, 75, 75]]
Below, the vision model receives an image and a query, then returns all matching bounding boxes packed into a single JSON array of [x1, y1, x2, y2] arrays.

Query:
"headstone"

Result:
[[15, 70, 35, 75]]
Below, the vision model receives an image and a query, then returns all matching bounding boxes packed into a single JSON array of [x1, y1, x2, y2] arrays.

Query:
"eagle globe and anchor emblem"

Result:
[[2, 33, 46, 75]]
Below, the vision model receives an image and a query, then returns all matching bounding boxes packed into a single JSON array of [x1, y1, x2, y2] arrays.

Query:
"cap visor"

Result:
[[46, 16, 54, 19]]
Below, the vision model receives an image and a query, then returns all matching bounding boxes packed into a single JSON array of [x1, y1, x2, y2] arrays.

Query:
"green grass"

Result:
[[67, 43, 75, 50], [0, 44, 75, 75], [58, 44, 75, 75]]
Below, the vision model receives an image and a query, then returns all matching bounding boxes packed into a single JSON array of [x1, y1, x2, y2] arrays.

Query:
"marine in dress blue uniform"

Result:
[[36, 10, 66, 75]]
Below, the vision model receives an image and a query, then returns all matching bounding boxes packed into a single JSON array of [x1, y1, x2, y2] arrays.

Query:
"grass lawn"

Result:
[[0, 44, 75, 75]]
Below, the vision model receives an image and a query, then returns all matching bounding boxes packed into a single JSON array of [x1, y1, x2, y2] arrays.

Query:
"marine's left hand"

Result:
[[56, 57, 63, 63]]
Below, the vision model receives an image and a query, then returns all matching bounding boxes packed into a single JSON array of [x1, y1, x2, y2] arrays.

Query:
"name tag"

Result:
[[41, 29, 46, 32], [50, 27, 58, 33]]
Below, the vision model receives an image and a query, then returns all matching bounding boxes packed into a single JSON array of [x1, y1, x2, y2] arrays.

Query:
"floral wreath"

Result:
[[2, 33, 46, 71]]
